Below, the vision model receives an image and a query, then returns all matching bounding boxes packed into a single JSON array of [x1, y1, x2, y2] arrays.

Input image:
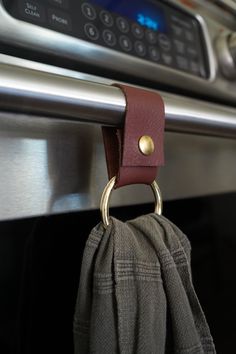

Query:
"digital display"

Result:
[[90, 0, 167, 32], [137, 14, 158, 31]]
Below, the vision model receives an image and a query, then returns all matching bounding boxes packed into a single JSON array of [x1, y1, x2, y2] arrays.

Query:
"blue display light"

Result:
[[90, 0, 167, 33], [137, 13, 159, 31]]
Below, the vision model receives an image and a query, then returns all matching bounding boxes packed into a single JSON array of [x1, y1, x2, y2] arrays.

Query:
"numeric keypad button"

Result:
[[116, 17, 129, 33], [132, 23, 144, 39], [149, 46, 160, 62], [84, 23, 99, 40], [100, 10, 113, 27], [146, 30, 157, 44], [119, 35, 132, 51], [103, 29, 116, 46], [134, 41, 146, 57], [81, 2, 96, 20]]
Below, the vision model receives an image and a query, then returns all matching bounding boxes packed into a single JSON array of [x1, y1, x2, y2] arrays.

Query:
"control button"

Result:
[[146, 30, 157, 44], [134, 41, 146, 57], [49, 0, 69, 9], [119, 35, 132, 51], [171, 15, 192, 30], [100, 10, 113, 27], [162, 53, 173, 65], [187, 46, 198, 58], [19, 0, 46, 23], [81, 2, 96, 20], [48, 8, 72, 31], [189, 61, 200, 74], [185, 30, 194, 42], [158, 34, 171, 51], [149, 46, 160, 62], [173, 39, 185, 54], [171, 24, 183, 37], [84, 23, 99, 40], [132, 23, 144, 39], [176, 55, 189, 70], [116, 17, 129, 33], [103, 29, 116, 46]]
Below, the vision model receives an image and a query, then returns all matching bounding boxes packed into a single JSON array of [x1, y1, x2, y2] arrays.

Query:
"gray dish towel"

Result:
[[73, 213, 216, 354]]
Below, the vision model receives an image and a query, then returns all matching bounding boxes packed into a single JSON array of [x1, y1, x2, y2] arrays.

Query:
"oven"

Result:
[[0, 0, 236, 353]]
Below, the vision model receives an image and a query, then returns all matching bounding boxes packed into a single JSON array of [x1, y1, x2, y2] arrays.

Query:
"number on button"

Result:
[[103, 30, 116, 46], [82, 3, 96, 20], [100, 10, 113, 26], [84, 23, 99, 40]]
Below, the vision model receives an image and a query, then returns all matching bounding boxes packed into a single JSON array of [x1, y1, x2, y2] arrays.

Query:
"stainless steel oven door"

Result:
[[0, 54, 236, 221]]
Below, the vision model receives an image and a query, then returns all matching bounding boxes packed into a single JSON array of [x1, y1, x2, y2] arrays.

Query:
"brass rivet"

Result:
[[139, 135, 155, 156]]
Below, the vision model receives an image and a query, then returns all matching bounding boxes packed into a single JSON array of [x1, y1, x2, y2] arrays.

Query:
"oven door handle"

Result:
[[0, 56, 236, 139]]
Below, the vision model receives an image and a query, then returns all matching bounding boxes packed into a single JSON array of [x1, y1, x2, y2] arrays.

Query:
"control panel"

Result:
[[3, 0, 209, 79]]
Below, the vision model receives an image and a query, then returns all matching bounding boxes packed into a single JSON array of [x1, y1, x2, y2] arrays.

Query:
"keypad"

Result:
[[78, 1, 207, 78], [11, 0, 208, 79]]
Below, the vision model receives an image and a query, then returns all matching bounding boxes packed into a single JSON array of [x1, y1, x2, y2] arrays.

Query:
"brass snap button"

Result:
[[138, 135, 155, 156]]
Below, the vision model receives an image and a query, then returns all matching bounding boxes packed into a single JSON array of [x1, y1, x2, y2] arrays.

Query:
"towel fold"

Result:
[[74, 214, 215, 354]]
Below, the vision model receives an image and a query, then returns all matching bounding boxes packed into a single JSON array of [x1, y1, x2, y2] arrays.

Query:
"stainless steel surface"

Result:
[[0, 112, 236, 221], [229, 32, 236, 65], [216, 32, 236, 79], [194, 0, 236, 26], [0, 57, 125, 125], [1, 54, 236, 138], [1, 0, 236, 104], [214, 0, 236, 13]]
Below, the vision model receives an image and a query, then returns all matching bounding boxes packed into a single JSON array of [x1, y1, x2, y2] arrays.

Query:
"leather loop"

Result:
[[102, 84, 165, 188]]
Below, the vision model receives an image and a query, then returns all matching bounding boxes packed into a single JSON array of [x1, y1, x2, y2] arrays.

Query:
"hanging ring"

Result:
[[100, 176, 163, 228]]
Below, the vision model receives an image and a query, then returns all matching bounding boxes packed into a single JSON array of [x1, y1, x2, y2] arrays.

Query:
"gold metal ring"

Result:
[[100, 176, 163, 228]]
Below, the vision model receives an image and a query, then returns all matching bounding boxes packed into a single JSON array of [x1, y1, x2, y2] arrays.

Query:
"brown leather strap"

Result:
[[102, 84, 165, 188]]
